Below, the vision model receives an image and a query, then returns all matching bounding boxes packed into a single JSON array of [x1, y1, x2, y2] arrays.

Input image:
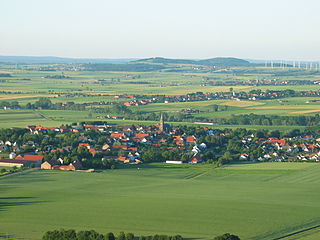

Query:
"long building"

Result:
[[0, 159, 30, 167]]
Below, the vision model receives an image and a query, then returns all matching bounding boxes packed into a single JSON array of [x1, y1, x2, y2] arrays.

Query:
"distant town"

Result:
[[1, 114, 320, 176]]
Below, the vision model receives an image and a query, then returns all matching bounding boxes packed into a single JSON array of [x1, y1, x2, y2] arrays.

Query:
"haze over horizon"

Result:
[[1, 0, 320, 61]]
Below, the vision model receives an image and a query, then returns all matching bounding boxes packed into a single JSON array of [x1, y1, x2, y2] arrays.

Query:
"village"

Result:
[[0, 115, 320, 174]]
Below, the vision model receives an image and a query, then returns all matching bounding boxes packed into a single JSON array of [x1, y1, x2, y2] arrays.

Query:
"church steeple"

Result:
[[159, 112, 164, 132]]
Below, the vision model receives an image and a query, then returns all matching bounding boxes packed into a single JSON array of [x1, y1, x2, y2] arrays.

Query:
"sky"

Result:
[[1, 0, 320, 60]]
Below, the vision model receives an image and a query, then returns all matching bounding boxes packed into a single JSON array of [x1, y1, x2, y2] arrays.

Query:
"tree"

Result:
[[106, 232, 115, 240], [118, 232, 126, 240], [213, 233, 240, 240], [126, 233, 134, 240]]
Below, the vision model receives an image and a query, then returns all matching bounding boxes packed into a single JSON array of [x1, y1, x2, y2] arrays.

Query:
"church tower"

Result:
[[159, 112, 164, 132]]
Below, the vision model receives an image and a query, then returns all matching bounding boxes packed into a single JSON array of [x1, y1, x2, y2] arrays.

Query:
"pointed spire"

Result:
[[159, 112, 164, 132]]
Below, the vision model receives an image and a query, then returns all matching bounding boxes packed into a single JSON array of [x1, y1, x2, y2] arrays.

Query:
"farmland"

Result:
[[1, 63, 320, 129], [1, 61, 320, 240], [1, 67, 320, 128], [1, 162, 320, 240]]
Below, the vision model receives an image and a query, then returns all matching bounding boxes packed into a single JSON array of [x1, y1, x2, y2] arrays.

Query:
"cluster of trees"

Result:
[[44, 74, 70, 79], [129, 112, 191, 122], [126, 112, 320, 127], [0, 101, 20, 108], [0, 166, 20, 175], [43, 229, 116, 240], [25, 98, 85, 111], [215, 114, 320, 126], [42, 230, 183, 240], [43, 146, 117, 170], [140, 147, 193, 163], [94, 104, 132, 115]]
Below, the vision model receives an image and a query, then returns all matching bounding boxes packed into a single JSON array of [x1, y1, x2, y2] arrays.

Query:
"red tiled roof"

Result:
[[16, 155, 43, 161]]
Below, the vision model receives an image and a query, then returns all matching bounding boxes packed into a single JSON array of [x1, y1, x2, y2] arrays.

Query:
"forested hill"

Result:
[[136, 57, 252, 67]]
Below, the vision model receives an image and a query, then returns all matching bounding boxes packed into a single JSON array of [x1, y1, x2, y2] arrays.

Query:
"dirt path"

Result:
[[33, 110, 52, 120]]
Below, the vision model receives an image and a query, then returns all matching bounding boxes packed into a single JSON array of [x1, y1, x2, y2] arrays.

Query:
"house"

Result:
[[111, 132, 126, 139], [102, 144, 111, 151], [174, 136, 184, 146], [78, 143, 91, 149], [9, 152, 17, 159], [41, 160, 59, 170], [239, 153, 249, 160], [59, 160, 83, 171], [190, 153, 202, 164], [116, 156, 130, 163], [186, 136, 197, 144]]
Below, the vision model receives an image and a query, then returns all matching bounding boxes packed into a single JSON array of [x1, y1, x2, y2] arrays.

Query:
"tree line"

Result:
[[42, 230, 183, 240]]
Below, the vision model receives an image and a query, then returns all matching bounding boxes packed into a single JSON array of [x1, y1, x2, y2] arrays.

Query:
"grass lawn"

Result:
[[1, 162, 320, 240]]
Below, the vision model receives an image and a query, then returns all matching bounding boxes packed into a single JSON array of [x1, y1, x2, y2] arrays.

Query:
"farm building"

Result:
[[0, 159, 30, 167]]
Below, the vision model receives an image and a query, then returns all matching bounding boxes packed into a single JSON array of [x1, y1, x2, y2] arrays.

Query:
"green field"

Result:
[[1, 65, 320, 129], [0, 109, 306, 131], [1, 162, 320, 240]]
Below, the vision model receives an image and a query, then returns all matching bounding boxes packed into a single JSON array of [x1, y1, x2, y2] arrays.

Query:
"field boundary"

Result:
[[272, 224, 320, 239]]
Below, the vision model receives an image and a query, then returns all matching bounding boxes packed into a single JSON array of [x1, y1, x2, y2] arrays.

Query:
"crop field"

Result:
[[1, 162, 320, 240], [0, 66, 320, 102], [132, 97, 320, 119], [0, 64, 320, 128]]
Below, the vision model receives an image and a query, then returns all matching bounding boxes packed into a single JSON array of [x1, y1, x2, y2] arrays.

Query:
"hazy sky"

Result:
[[1, 0, 320, 60]]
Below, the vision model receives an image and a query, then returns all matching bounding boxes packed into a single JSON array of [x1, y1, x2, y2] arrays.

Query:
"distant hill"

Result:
[[197, 57, 250, 66], [136, 57, 195, 65], [83, 63, 166, 72], [136, 57, 251, 67], [0, 56, 137, 64], [0, 55, 252, 67]]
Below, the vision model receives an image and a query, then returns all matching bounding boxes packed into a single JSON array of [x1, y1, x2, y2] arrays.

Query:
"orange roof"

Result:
[[111, 133, 125, 138], [79, 143, 90, 147], [112, 145, 128, 150], [117, 157, 130, 162], [135, 133, 149, 138], [128, 147, 138, 151], [186, 136, 196, 143], [16, 154, 43, 161]]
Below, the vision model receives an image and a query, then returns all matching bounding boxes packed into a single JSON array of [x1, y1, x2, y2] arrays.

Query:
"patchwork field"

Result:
[[0, 65, 320, 129], [1, 162, 320, 240]]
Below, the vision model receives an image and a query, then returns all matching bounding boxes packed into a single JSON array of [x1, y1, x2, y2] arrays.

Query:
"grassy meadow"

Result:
[[1, 162, 320, 240]]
